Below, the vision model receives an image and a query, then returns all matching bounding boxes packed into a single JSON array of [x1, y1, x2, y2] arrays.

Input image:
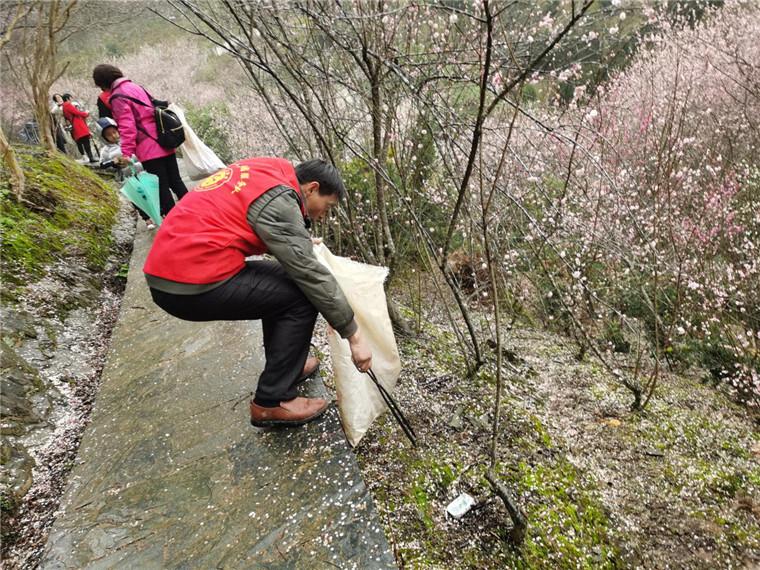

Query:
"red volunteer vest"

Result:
[[143, 157, 305, 284]]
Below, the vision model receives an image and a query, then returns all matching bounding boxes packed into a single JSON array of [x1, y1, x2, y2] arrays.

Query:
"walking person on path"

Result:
[[91, 64, 187, 217], [49, 93, 67, 153], [61, 94, 96, 163], [143, 157, 372, 427]]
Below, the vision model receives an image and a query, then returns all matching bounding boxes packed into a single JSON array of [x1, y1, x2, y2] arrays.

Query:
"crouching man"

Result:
[[143, 158, 372, 427]]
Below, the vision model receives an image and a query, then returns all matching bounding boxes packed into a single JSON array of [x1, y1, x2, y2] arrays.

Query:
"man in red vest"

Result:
[[144, 157, 372, 427]]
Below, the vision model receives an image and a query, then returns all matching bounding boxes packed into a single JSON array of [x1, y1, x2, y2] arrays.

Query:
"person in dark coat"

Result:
[[49, 93, 67, 153], [61, 93, 96, 163], [97, 89, 113, 119]]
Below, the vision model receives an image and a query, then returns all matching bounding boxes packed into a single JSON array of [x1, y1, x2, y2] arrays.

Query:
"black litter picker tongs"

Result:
[[364, 368, 417, 447]]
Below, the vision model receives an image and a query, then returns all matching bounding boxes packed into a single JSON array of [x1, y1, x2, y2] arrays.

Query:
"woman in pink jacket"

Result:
[[92, 64, 187, 217]]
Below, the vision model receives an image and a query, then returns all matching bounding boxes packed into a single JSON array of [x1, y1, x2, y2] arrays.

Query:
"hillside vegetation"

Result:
[[1, 0, 758, 568], [0, 146, 118, 301]]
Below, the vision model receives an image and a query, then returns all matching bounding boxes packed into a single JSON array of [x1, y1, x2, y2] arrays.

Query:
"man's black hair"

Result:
[[295, 159, 345, 200], [61, 93, 72, 101]]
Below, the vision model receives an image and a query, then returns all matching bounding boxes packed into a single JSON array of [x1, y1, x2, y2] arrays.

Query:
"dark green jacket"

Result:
[[145, 185, 357, 338]]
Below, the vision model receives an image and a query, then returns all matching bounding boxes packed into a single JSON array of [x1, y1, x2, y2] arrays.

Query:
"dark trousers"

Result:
[[142, 154, 188, 217], [75, 136, 95, 161], [54, 127, 66, 153], [133, 204, 150, 221], [150, 260, 318, 403]]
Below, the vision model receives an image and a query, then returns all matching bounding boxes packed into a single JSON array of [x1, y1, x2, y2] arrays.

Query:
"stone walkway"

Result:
[[40, 218, 395, 568]]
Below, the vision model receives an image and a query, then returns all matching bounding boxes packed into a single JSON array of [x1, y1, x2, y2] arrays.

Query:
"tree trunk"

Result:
[[0, 134, 26, 200], [387, 296, 412, 337], [370, 71, 395, 266], [34, 93, 56, 152]]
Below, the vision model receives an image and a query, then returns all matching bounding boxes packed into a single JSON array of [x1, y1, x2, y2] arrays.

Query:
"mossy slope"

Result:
[[1, 145, 117, 300]]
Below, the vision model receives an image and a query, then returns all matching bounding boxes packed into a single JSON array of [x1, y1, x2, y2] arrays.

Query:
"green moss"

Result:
[[590, 383, 608, 401], [372, 428, 619, 569], [0, 491, 18, 515], [498, 460, 618, 569], [0, 490, 20, 544], [402, 322, 469, 377], [747, 468, 760, 488], [116, 262, 130, 279], [1, 145, 117, 298], [0, 444, 10, 466], [406, 455, 460, 532], [614, 387, 760, 556], [531, 415, 553, 448], [366, 441, 473, 566], [410, 479, 434, 530], [399, 304, 416, 320]]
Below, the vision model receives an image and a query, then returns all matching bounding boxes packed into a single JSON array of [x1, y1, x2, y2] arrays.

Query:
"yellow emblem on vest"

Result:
[[194, 167, 235, 192]]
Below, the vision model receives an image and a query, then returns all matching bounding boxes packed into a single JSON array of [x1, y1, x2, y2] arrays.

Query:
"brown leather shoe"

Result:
[[250, 396, 329, 427], [296, 356, 320, 384]]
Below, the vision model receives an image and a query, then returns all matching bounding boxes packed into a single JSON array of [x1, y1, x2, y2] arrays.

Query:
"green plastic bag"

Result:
[[120, 168, 162, 226]]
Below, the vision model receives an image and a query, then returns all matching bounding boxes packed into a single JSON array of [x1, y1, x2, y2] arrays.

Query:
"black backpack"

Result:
[[110, 89, 185, 149]]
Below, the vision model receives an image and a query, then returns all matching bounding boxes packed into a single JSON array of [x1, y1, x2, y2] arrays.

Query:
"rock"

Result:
[[0, 344, 42, 425], [447, 410, 464, 430], [0, 342, 41, 515], [0, 307, 38, 342], [465, 411, 491, 432], [735, 494, 760, 517], [0, 441, 35, 497]]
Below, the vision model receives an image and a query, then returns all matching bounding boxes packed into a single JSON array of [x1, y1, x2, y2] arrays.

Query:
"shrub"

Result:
[[184, 102, 234, 164]]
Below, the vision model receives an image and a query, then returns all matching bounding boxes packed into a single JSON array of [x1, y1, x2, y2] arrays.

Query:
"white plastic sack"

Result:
[[168, 104, 226, 180], [313, 243, 401, 446]]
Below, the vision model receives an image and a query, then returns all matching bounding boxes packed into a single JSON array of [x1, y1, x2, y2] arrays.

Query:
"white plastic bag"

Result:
[[168, 104, 226, 180], [313, 243, 401, 446]]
